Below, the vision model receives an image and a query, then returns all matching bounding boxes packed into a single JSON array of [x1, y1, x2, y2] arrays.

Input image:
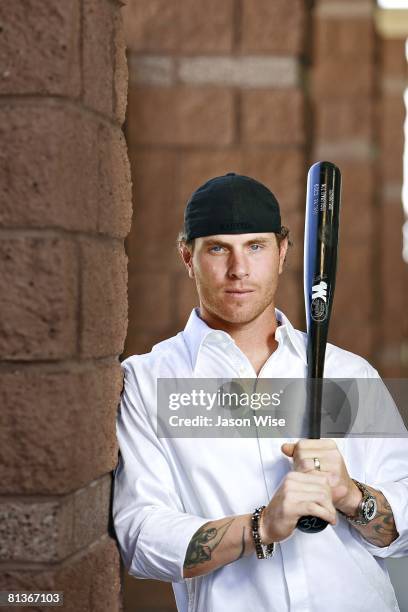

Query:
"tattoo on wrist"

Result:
[[355, 486, 399, 547], [184, 519, 234, 569]]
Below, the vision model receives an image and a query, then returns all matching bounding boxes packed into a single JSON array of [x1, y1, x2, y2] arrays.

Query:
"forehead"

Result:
[[198, 232, 275, 246]]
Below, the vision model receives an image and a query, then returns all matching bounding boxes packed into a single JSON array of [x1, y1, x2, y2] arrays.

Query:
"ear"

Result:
[[278, 237, 289, 275], [179, 243, 195, 279]]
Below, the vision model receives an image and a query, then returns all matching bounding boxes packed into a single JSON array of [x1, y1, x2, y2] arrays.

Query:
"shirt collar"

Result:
[[182, 307, 307, 372]]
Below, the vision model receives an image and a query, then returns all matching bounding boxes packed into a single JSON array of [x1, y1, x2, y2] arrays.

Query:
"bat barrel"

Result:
[[304, 161, 341, 382]]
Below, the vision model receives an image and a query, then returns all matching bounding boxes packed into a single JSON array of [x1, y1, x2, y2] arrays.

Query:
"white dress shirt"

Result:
[[112, 307, 408, 612]]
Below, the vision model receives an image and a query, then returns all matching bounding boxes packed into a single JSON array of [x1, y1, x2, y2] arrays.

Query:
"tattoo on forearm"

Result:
[[236, 526, 246, 561], [184, 519, 235, 569], [354, 486, 399, 547]]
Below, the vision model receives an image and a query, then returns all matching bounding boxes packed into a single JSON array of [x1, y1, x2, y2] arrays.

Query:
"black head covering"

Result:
[[184, 172, 282, 241]]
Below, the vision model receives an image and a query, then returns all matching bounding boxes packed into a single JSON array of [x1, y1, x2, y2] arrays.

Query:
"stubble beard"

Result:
[[196, 279, 277, 326]]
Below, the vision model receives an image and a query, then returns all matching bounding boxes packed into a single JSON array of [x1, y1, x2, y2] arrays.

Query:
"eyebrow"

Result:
[[203, 236, 272, 247]]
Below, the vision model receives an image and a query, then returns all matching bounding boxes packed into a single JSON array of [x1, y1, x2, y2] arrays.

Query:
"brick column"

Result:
[[123, 0, 309, 364], [0, 2, 132, 610]]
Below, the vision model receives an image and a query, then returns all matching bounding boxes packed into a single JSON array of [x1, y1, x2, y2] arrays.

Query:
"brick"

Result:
[[127, 86, 235, 146], [179, 150, 244, 206], [379, 96, 405, 184], [179, 149, 306, 215], [315, 99, 373, 143], [126, 150, 182, 273], [241, 0, 305, 54], [314, 17, 374, 62], [113, 8, 129, 125], [80, 239, 128, 359], [0, 105, 96, 232], [332, 243, 373, 323], [0, 105, 131, 238], [275, 270, 303, 329], [381, 38, 407, 81], [243, 150, 306, 214], [0, 536, 121, 612], [0, 236, 77, 360], [129, 55, 174, 86], [380, 201, 407, 326], [128, 272, 173, 332], [279, 209, 304, 272], [0, 476, 111, 562], [83, 0, 115, 119], [377, 347, 406, 378], [0, 361, 122, 494], [123, 0, 234, 53], [97, 123, 133, 239], [313, 59, 373, 98], [316, 1, 372, 19], [123, 327, 172, 359], [329, 319, 374, 363], [314, 141, 373, 161], [82, 0, 130, 123], [241, 90, 305, 145], [174, 273, 200, 330], [178, 57, 299, 88], [0, 0, 80, 96], [124, 573, 176, 609], [332, 160, 375, 241]]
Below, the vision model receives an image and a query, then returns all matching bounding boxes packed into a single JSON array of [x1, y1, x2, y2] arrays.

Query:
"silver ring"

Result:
[[313, 457, 321, 471]]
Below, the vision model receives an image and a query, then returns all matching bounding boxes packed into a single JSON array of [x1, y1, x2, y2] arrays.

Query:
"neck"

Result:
[[198, 304, 280, 373]]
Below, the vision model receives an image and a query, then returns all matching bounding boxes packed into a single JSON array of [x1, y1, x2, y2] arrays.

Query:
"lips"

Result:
[[224, 289, 255, 294]]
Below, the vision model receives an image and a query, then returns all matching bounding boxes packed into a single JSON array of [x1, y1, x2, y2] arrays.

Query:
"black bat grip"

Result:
[[297, 515, 328, 533], [296, 378, 328, 533]]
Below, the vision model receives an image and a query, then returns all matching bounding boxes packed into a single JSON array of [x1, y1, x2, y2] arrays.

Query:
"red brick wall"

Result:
[[377, 37, 408, 376], [0, 1, 132, 609], [124, 0, 408, 374], [123, 0, 308, 362], [122, 1, 408, 610], [311, 0, 378, 360]]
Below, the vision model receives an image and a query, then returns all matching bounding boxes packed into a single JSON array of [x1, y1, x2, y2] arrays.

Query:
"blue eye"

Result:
[[210, 245, 223, 253], [250, 244, 262, 251]]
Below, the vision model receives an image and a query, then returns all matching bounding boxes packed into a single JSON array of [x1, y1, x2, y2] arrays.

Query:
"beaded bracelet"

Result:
[[251, 506, 275, 559]]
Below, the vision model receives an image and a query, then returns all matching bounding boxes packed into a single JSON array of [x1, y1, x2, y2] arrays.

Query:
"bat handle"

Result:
[[296, 515, 328, 533], [296, 378, 328, 533]]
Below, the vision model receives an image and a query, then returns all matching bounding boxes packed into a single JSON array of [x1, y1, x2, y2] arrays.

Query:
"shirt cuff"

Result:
[[351, 481, 408, 558], [129, 508, 210, 583]]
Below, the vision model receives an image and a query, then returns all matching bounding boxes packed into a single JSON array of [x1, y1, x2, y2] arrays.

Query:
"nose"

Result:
[[227, 249, 249, 280]]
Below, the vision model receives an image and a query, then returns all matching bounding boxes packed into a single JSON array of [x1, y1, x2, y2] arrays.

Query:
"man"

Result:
[[113, 172, 408, 611]]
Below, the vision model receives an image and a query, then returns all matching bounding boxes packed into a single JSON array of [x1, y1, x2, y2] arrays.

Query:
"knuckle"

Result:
[[299, 458, 309, 471], [307, 502, 317, 514]]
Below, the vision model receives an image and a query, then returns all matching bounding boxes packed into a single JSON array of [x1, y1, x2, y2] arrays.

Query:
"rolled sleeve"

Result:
[[350, 432, 408, 559], [351, 479, 408, 559], [112, 360, 210, 583]]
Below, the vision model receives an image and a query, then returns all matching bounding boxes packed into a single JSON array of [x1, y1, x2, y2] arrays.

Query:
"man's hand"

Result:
[[260, 471, 337, 544], [281, 439, 362, 516]]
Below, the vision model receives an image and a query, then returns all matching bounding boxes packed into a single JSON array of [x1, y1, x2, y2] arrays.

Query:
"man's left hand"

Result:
[[281, 439, 362, 516]]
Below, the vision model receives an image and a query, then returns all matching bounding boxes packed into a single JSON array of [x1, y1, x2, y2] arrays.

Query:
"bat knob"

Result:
[[296, 515, 329, 533]]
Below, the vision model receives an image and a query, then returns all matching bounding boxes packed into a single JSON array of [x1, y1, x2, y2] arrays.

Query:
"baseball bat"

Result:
[[296, 160, 342, 534]]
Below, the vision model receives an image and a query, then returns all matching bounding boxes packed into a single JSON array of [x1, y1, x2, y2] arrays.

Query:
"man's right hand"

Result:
[[260, 471, 337, 543]]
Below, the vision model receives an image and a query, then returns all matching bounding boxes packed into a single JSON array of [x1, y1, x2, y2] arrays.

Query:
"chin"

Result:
[[213, 302, 262, 324]]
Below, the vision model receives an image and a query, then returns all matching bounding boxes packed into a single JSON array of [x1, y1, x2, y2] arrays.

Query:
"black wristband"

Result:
[[251, 506, 275, 559]]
